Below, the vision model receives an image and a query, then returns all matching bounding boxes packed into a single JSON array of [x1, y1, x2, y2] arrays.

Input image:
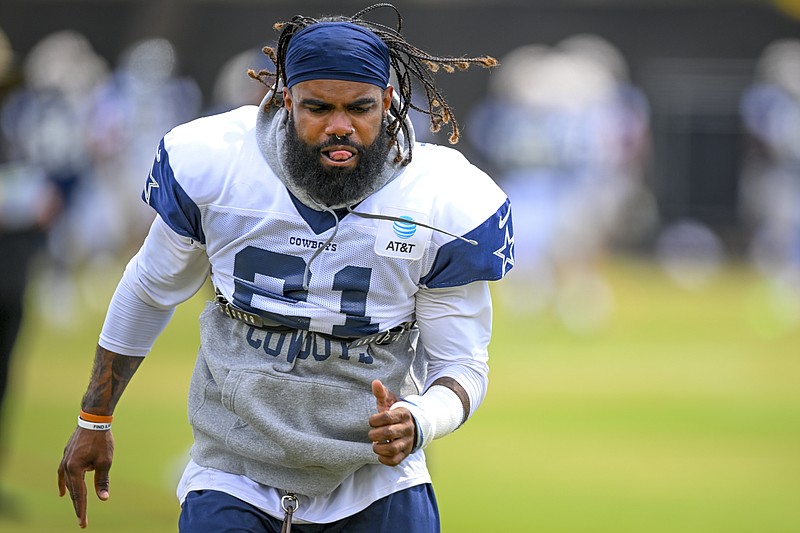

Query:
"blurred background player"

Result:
[[469, 34, 652, 333], [87, 37, 202, 260], [738, 37, 800, 331], [1, 30, 108, 326], [739, 39, 800, 280], [207, 46, 271, 114], [0, 26, 63, 502]]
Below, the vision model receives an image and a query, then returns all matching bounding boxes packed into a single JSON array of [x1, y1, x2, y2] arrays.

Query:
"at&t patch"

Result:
[[374, 207, 431, 260]]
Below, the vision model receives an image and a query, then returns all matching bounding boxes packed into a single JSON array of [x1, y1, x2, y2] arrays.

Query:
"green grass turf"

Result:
[[1, 258, 798, 532]]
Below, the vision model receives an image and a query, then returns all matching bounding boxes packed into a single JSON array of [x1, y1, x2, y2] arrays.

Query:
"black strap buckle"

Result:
[[348, 321, 416, 348], [215, 288, 414, 345], [215, 291, 265, 328]]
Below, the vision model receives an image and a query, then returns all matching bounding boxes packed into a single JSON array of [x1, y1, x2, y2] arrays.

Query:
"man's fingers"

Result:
[[66, 472, 89, 528], [94, 469, 110, 501], [368, 408, 406, 430], [371, 439, 410, 466], [371, 379, 390, 412], [368, 406, 415, 466], [370, 419, 412, 441], [94, 474, 111, 501], [372, 379, 401, 413], [57, 464, 67, 497], [59, 428, 115, 528], [370, 383, 414, 466]]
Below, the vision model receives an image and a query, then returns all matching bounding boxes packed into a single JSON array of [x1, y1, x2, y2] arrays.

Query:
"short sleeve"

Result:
[[141, 138, 206, 244]]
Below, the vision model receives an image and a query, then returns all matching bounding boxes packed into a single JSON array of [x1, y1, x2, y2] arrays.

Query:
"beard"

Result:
[[283, 117, 392, 207]]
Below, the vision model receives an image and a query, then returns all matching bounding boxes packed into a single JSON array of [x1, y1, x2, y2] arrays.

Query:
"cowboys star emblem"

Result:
[[144, 171, 159, 203], [493, 226, 514, 275]]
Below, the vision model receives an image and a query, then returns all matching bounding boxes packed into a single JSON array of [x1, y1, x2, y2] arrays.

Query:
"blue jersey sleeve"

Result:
[[141, 138, 206, 244], [421, 198, 514, 288]]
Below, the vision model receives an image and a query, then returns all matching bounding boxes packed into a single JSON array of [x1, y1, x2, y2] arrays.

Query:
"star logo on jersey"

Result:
[[493, 226, 515, 276], [493, 206, 514, 275], [144, 171, 159, 204]]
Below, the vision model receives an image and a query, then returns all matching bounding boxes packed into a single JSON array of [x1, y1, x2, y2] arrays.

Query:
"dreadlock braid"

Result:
[[247, 3, 497, 165]]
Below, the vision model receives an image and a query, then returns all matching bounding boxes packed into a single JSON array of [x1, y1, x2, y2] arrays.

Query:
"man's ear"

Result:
[[283, 87, 293, 112], [382, 86, 394, 112]]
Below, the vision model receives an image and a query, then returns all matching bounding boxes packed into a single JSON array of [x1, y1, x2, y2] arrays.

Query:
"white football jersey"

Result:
[[109, 105, 517, 522], [144, 105, 515, 337]]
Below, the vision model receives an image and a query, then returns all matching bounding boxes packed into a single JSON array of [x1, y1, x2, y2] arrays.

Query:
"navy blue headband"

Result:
[[285, 22, 391, 89]]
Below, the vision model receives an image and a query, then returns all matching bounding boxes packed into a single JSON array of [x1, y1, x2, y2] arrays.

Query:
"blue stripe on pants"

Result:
[[179, 484, 440, 533]]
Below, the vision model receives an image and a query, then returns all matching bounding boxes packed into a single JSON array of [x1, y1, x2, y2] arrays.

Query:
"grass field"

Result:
[[0, 258, 798, 532]]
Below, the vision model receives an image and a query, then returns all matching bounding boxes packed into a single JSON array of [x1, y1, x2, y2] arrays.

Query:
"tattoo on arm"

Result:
[[80, 345, 144, 416], [429, 376, 470, 425]]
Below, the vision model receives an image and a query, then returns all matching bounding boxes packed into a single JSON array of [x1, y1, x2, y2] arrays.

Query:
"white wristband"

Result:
[[390, 385, 464, 452], [77, 417, 112, 431]]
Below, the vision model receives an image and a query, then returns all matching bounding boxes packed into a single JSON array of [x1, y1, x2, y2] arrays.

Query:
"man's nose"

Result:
[[325, 112, 355, 138]]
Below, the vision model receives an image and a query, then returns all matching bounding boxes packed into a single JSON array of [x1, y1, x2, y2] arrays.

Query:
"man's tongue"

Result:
[[329, 150, 352, 161]]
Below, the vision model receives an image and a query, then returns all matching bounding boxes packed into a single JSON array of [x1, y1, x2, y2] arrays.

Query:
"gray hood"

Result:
[[255, 91, 415, 210]]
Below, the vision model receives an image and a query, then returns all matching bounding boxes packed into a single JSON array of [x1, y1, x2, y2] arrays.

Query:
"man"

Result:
[[58, 4, 514, 531]]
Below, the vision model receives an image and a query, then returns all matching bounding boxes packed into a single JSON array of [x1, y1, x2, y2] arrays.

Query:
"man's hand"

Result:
[[368, 380, 416, 466], [57, 428, 114, 528]]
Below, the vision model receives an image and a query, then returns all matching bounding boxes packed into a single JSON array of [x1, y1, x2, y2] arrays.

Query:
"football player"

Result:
[[58, 4, 514, 531]]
